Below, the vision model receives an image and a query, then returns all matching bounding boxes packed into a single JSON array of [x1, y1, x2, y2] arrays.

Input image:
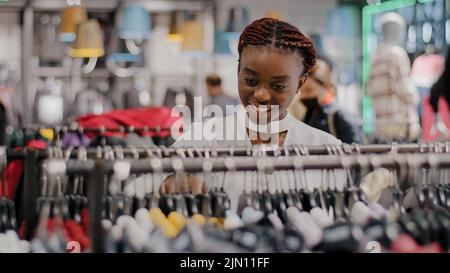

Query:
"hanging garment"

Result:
[[428, 47, 450, 114], [61, 132, 91, 148], [76, 107, 182, 139], [411, 53, 445, 120], [366, 43, 420, 141], [360, 168, 394, 204]]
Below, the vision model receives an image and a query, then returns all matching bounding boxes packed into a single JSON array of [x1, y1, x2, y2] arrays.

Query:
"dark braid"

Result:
[[238, 17, 317, 76]]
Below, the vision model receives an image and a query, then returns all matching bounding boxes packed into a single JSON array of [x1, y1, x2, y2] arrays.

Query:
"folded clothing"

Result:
[[76, 107, 182, 139]]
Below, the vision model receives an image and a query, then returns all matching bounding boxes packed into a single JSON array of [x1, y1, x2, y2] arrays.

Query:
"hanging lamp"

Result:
[[59, 5, 87, 42]]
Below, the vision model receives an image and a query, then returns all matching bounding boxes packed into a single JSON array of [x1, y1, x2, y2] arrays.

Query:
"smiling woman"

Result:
[[164, 18, 346, 209], [172, 17, 338, 147]]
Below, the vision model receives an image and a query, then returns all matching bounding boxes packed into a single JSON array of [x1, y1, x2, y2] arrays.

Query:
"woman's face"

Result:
[[238, 45, 305, 122]]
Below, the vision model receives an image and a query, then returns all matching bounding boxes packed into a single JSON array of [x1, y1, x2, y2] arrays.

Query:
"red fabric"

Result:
[[76, 107, 182, 138], [26, 140, 48, 150], [80, 208, 90, 236], [0, 140, 48, 199], [422, 95, 450, 142], [390, 234, 444, 253], [64, 219, 91, 250]]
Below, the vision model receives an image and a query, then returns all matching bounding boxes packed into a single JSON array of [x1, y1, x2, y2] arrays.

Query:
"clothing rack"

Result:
[[8, 144, 450, 252], [5, 142, 450, 160], [47, 152, 450, 252], [21, 125, 175, 135]]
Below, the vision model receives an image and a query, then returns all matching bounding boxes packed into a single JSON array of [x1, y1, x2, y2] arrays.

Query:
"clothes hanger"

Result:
[[416, 143, 439, 210], [257, 159, 274, 216], [337, 146, 367, 214], [175, 148, 199, 217], [296, 145, 317, 212], [118, 146, 134, 217], [259, 147, 287, 223], [270, 166, 287, 223], [144, 147, 159, 209], [157, 155, 176, 216], [66, 147, 82, 223], [196, 149, 212, 217], [0, 147, 16, 231], [284, 147, 301, 211], [55, 147, 71, 222], [206, 148, 222, 217], [102, 147, 114, 221], [434, 143, 449, 209], [291, 147, 304, 212], [129, 146, 146, 215], [170, 157, 189, 217]]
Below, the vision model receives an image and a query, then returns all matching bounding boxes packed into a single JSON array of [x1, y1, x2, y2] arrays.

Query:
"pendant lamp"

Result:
[[70, 19, 105, 58], [214, 31, 233, 55], [120, 3, 151, 41], [168, 11, 183, 43], [223, 7, 249, 41], [181, 14, 204, 55], [266, 10, 283, 20], [59, 5, 87, 42]]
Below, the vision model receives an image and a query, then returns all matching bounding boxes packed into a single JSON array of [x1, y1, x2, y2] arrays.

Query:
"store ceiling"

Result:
[[0, 0, 210, 12]]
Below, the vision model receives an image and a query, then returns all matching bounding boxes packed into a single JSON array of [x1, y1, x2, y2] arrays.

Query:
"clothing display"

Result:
[[366, 42, 420, 141], [0, 143, 448, 253], [5, 0, 450, 260]]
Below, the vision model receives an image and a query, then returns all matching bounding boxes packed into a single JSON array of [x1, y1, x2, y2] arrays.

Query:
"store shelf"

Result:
[[32, 67, 112, 78]]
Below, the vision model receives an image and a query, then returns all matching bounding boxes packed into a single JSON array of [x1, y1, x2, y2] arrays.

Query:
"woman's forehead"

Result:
[[240, 46, 305, 75]]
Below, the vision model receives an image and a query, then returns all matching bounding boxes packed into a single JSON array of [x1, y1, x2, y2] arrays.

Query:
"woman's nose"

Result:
[[254, 86, 271, 103]]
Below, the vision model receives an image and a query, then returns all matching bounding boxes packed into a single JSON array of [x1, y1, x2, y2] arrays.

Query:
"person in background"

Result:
[[205, 74, 240, 116], [428, 47, 450, 137], [288, 57, 363, 144]]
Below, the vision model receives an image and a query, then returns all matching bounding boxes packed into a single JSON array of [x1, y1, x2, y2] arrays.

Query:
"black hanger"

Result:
[[0, 196, 7, 232], [292, 153, 317, 212], [145, 155, 161, 210], [210, 173, 231, 218], [6, 198, 17, 230], [270, 172, 287, 223]]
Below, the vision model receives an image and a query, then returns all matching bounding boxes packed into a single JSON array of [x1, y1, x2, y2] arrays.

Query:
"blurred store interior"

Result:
[[0, 0, 449, 144]]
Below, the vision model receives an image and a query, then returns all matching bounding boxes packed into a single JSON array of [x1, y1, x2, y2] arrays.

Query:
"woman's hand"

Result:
[[160, 173, 207, 194]]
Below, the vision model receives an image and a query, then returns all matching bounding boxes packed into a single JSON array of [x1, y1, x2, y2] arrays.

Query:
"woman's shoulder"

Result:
[[287, 114, 341, 145]]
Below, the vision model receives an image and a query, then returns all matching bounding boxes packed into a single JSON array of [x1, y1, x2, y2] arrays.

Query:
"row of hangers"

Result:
[[0, 147, 16, 233], [27, 143, 450, 252]]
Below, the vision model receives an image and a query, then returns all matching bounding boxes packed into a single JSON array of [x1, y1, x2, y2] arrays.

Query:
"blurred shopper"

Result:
[[205, 74, 239, 115], [428, 47, 450, 137], [366, 12, 420, 142], [289, 57, 363, 144]]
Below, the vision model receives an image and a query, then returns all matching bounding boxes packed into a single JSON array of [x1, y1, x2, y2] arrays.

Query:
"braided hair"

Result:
[[238, 17, 317, 77]]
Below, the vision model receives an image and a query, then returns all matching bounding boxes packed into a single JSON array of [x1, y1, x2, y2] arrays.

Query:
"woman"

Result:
[[164, 18, 344, 211], [289, 57, 363, 144]]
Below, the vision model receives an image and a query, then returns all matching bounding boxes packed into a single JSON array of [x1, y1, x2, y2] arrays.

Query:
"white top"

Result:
[[171, 108, 346, 212]]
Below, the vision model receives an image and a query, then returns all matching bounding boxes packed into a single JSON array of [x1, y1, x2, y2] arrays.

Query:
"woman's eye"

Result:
[[245, 78, 257, 87], [272, 83, 286, 91]]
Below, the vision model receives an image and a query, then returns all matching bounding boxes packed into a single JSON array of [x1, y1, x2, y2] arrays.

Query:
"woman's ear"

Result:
[[237, 62, 241, 78]]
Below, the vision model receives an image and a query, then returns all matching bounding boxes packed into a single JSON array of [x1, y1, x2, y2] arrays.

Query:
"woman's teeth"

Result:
[[254, 106, 270, 112]]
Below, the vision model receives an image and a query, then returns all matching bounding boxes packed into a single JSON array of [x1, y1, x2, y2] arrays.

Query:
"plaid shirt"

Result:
[[366, 43, 420, 140]]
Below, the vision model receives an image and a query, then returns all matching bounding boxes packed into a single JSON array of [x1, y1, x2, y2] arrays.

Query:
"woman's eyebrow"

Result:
[[271, 75, 291, 80], [243, 67, 257, 75]]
